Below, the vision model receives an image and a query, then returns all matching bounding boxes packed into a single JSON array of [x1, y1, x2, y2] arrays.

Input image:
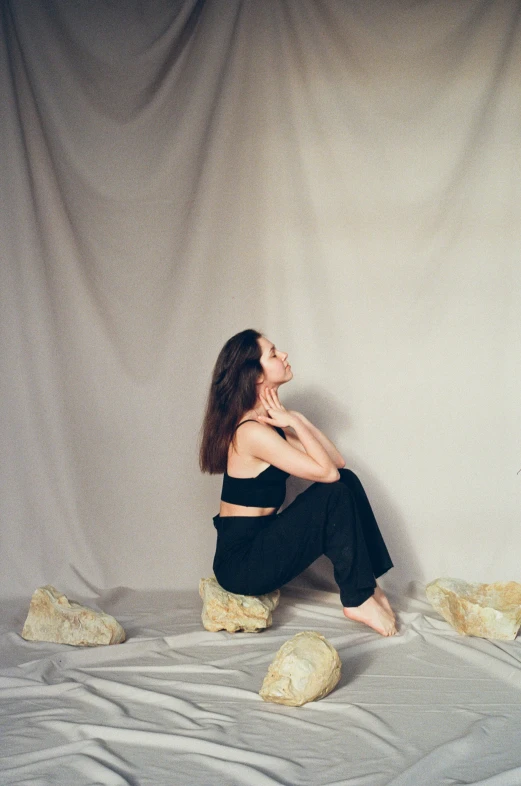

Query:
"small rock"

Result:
[[21, 585, 126, 646], [259, 631, 341, 706], [199, 577, 279, 632], [426, 578, 521, 640]]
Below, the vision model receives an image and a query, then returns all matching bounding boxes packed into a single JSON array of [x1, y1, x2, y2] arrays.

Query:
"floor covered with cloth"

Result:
[[1, 585, 521, 786]]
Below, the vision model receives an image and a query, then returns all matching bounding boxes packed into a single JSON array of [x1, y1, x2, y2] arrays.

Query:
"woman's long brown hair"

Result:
[[199, 329, 263, 474]]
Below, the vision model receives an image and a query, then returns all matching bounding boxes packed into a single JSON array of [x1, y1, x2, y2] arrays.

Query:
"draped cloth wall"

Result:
[[1, 0, 520, 600]]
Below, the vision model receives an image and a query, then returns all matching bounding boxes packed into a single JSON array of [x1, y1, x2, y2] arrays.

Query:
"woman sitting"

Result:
[[200, 329, 397, 636]]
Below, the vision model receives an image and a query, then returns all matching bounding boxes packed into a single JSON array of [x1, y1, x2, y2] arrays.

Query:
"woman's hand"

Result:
[[258, 388, 297, 429], [264, 388, 304, 423], [260, 387, 286, 413]]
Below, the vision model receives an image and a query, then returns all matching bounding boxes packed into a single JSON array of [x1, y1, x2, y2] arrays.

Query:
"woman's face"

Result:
[[257, 336, 293, 388]]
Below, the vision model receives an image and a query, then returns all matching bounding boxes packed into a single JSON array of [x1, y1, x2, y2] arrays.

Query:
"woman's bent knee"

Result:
[[338, 467, 359, 483], [338, 467, 364, 491], [304, 479, 350, 504]]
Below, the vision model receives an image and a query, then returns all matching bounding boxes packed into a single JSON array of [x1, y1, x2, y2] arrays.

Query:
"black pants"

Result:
[[213, 468, 393, 607]]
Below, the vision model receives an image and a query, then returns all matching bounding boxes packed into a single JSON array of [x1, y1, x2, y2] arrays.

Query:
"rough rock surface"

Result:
[[426, 578, 521, 640], [21, 585, 126, 646], [199, 577, 280, 632], [259, 631, 341, 706]]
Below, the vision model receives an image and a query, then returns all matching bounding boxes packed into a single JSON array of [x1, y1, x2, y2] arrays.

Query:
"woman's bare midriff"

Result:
[[219, 501, 277, 517]]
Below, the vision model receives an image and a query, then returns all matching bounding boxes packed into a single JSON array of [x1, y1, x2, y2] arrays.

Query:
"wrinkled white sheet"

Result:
[[2, 587, 521, 786]]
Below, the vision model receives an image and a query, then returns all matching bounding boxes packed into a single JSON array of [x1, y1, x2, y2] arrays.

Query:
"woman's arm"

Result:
[[237, 419, 339, 483], [288, 412, 346, 468], [249, 394, 339, 482], [261, 388, 346, 469]]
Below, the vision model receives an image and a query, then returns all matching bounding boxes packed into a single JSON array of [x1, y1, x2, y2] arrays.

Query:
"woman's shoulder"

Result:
[[235, 420, 285, 438], [235, 418, 260, 431], [233, 420, 285, 452]]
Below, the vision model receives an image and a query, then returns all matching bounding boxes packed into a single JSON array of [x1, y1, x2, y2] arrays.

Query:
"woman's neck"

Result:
[[242, 404, 267, 421]]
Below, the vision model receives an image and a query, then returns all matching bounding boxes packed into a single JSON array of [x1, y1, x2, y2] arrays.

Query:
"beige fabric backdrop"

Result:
[[1, 0, 520, 600]]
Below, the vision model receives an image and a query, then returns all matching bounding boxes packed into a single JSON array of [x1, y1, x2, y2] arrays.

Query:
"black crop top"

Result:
[[221, 422, 289, 509]]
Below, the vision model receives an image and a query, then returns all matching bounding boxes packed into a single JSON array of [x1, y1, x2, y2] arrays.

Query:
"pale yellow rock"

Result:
[[21, 585, 126, 646], [426, 578, 521, 640], [199, 577, 280, 632], [259, 631, 341, 706]]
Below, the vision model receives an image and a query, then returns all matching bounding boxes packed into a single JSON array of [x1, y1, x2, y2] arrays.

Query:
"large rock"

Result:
[[21, 585, 126, 646], [426, 578, 521, 640], [259, 631, 341, 706], [199, 577, 280, 632]]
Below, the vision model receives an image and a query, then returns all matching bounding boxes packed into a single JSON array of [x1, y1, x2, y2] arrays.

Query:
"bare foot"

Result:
[[343, 595, 397, 636], [374, 586, 396, 621]]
